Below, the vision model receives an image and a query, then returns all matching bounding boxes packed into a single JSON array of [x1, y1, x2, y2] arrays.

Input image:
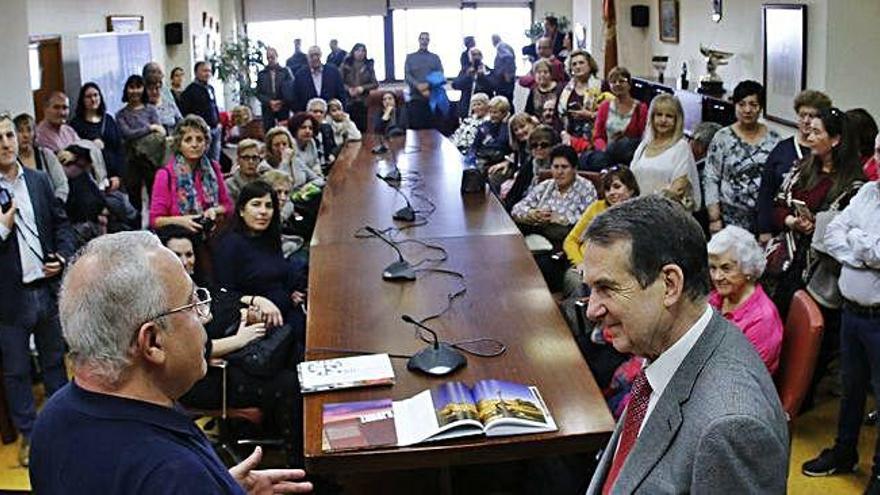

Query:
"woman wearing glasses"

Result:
[[630, 94, 701, 212], [500, 123, 555, 210], [224, 139, 264, 204], [159, 225, 304, 466]]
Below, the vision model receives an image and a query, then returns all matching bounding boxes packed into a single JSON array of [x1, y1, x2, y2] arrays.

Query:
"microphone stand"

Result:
[[364, 226, 416, 281], [401, 315, 467, 376], [376, 174, 416, 222]]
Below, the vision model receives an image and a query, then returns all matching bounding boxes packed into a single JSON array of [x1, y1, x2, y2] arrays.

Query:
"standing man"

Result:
[[491, 34, 517, 104], [582, 196, 788, 494], [30, 231, 312, 493], [286, 38, 308, 75], [257, 47, 294, 131], [142, 61, 179, 110], [404, 32, 444, 130], [0, 113, 74, 467], [179, 61, 222, 162], [35, 92, 79, 156], [452, 48, 494, 119], [326, 39, 347, 68], [459, 36, 475, 72], [292, 46, 347, 112]]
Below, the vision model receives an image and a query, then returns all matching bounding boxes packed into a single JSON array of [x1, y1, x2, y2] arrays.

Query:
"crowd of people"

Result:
[[2, 16, 879, 493]]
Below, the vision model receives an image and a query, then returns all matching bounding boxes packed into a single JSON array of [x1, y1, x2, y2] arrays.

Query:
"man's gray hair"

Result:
[[692, 121, 722, 147], [60, 231, 169, 385], [307, 98, 327, 112], [707, 225, 767, 279]]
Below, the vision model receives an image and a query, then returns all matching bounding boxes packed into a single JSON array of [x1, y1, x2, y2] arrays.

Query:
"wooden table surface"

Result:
[[304, 131, 614, 475]]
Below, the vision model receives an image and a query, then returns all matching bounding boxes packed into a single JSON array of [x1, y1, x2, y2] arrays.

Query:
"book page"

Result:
[[472, 380, 556, 435], [392, 390, 442, 446], [322, 399, 397, 452], [299, 354, 395, 393]]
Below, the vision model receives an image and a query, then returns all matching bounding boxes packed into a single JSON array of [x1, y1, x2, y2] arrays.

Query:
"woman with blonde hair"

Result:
[[557, 50, 605, 147], [630, 93, 701, 211]]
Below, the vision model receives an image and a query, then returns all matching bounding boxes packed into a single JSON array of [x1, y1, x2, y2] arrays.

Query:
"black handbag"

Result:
[[225, 323, 295, 377]]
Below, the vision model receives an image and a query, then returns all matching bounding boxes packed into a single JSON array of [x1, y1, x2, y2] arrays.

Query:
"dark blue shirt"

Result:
[[757, 137, 809, 235], [30, 382, 244, 494]]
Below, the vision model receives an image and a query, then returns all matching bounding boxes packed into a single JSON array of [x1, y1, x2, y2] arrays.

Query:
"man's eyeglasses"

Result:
[[530, 141, 552, 150], [143, 287, 212, 326]]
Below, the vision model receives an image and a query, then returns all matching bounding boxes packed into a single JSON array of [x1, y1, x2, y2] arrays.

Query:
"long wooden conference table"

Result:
[[304, 130, 614, 486]]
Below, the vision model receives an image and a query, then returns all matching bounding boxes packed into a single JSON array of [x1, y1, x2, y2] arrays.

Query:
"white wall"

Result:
[[824, 0, 880, 119], [28, 0, 166, 100], [0, 0, 33, 115], [534, 0, 572, 25]]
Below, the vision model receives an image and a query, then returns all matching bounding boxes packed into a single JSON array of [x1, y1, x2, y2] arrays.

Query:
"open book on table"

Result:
[[322, 379, 557, 452]]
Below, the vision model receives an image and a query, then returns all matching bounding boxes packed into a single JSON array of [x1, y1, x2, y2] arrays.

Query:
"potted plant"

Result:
[[208, 35, 267, 106], [523, 12, 572, 41]]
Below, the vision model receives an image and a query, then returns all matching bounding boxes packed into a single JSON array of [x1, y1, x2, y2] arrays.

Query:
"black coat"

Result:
[[291, 65, 348, 112]]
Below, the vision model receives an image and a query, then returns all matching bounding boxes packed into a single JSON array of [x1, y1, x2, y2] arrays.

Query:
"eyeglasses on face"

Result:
[[530, 141, 552, 150], [141, 287, 212, 327], [239, 155, 261, 162]]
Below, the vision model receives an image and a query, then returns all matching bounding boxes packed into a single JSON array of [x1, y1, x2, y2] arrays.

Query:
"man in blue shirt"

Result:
[[30, 231, 312, 494], [404, 32, 444, 130]]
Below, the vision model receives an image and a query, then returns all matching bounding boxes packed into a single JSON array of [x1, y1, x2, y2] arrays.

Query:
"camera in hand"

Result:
[[194, 215, 215, 240], [0, 188, 12, 213]]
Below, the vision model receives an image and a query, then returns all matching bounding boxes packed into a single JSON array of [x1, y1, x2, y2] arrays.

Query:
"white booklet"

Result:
[[298, 354, 395, 393]]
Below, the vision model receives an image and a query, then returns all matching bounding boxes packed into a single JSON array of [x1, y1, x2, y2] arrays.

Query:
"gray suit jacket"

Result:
[[586, 311, 789, 494]]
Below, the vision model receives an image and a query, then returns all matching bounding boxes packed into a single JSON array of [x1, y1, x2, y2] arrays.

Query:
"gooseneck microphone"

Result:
[[401, 315, 467, 376], [376, 173, 416, 222], [364, 226, 416, 281]]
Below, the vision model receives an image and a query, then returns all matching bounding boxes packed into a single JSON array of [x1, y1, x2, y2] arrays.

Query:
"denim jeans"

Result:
[[836, 307, 880, 470], [208, 126, 222, 163], [0, 284, 68, 438]]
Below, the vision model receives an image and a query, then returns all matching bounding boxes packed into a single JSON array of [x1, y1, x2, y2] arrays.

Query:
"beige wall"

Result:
[[28, 0, 166, 99], [0, 0, 33, 115], [534, 0, 573, 25], [824, 0, 880, 119]]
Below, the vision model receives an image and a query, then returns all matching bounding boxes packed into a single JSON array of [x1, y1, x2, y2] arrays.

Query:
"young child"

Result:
[[326, 99, 362, 149]]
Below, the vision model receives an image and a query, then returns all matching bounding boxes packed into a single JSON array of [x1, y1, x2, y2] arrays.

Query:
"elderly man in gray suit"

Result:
[[582, 196, 789, 494]]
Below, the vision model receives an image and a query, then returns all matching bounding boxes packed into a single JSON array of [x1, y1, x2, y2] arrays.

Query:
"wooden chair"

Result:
[[186, 359, 283, 464], [774, 290, 825, 421]]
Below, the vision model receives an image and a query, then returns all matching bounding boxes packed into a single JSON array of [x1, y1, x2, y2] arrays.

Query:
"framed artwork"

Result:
[[106, 15, 144, 33], [659, 0, 679, 43], [763, 4, 807, 125]]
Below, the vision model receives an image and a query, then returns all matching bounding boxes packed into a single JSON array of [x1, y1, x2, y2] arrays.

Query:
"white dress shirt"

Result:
[[311, 67, 323, 96], [824, 181, 880, 306], [0, 163, 46, 283], [640, 305, 714, 435]]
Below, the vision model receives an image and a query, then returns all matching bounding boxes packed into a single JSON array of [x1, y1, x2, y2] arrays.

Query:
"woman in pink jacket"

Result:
[[707, 225, 784, 374], [149, 114, 232, 232]]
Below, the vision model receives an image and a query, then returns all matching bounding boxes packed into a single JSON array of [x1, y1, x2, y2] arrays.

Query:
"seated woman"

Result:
[[563, 165, 640, 268], [163, 225, 303, 466], [117, 74, 167, 212], [497, 113, 541, 209], [69, 83, 125, 191], [305, 99, 337, 170], [467, 95, 512, 174], [13, 113, 68, 202], [227, 105, 265, 144], [707, 225, 783, 375], [630, 93, 701, 212], [225, 139, 264, 203], [451, 92, 489, 154], [212, 181, 307, 359], [373, 92, 407, 137], [511, 144, 597, 246], [263, 126, 324, 241], [287, 112, 325, 179], [524, 60, 563, 118], [149, 115, 232, 234], [145, 74, 182, 135], [261, 169, 306, 259], [704, 80, 781, 234], [326, 98, 362, 150], [584, 67, 648, 171]]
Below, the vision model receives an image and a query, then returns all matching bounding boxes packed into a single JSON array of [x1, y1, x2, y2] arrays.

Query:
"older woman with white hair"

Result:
[[451, 92, 490, 153], [707, 225, 784, 374]]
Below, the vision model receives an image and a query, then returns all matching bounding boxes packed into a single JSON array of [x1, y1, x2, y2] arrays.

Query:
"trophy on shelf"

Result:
[[698, 44, 734, 98], [651, 55, 669, 84]]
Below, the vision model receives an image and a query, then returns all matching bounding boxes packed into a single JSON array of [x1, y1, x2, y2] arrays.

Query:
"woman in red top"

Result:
[[580, 67, 647, 172]]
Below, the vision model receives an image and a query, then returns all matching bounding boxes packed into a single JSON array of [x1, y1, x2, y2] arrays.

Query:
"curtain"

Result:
[[603, 0, 618, 77]]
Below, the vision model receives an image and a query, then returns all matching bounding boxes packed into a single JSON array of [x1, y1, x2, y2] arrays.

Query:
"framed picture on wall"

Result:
[[106, 15, 144, 33], [763, 4, 807, 125], [659, 0, 679, 43]]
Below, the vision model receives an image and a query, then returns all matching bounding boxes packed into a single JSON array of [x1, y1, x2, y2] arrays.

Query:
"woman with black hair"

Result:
[[117, 74, 166, 212], [70, 82, 126, 187], [212, 180, 307, 354], [704, 80, 781, 234], [341, 43, 379, 132]]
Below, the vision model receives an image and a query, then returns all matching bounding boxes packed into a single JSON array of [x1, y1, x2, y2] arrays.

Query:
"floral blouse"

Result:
[[511, 175, 598, 226], [703, 126, 781, 233]]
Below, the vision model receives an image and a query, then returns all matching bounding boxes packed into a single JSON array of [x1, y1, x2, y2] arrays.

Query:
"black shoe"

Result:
[[802, 447, 858, 477]]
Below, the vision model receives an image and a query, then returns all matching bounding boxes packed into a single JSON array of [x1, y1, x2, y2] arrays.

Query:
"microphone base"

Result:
[[393, 206, 416, 222], [382, 260, 416, 281], [407, 343, 467, 376]]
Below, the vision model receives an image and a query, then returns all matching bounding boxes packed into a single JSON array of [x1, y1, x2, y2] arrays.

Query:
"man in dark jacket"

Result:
[[452, 48, 495, 118], [292, 46, 347, 112], [256, 47, 294, 131], [286, 38, 308, 75], [178, 61, 222, 161], [326, 39, 347, 67], [0, 114, 74, 467]]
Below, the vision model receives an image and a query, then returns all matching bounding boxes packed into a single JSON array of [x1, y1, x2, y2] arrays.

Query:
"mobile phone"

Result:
[[0, 188, 12, 213]]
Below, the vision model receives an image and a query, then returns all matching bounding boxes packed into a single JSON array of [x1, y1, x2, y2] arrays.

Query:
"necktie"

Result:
[[602, 370, 652, 494]]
